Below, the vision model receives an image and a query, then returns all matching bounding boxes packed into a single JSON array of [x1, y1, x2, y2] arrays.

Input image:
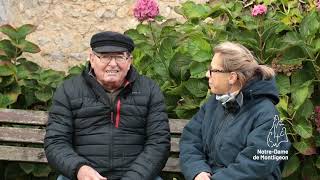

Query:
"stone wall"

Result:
[[1, 0, 209, 71]]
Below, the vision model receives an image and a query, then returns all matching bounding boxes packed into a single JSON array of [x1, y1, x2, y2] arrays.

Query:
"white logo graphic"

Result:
[[267, 115, 288, 148]]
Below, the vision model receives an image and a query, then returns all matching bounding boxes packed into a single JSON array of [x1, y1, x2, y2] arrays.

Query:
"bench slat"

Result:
[[0, 108, 47, 125], [0, 145, 46, 162], [0, 109, 188, 134], [0, 145, 180, 172], [162, 157, 180, 172], [169, 119, 188, 134], [171, 137, 179, 153], [0, 127, 45, 144], [0, 127, 181, 153]]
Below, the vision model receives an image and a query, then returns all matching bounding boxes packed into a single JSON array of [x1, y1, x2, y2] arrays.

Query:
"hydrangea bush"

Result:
[[126, 0, 320, 179]]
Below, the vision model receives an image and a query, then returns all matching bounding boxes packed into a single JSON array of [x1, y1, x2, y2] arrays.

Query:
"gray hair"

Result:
[[214, 41, 275, 87]]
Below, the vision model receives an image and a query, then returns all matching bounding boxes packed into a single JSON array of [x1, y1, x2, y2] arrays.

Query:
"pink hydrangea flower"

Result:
[[317, 0, 320, 11], [251, 4, 267, 16], [133, 0, 159, 22]]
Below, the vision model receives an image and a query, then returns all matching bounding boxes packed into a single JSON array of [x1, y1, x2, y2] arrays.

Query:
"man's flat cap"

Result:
[[90, 31, 134, 53]]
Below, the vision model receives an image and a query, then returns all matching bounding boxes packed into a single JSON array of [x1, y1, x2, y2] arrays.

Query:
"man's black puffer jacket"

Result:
[[44, 65, 170, 180]]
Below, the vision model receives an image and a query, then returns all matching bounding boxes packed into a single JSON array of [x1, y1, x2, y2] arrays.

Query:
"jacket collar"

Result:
[[223, 92, 243, 114]]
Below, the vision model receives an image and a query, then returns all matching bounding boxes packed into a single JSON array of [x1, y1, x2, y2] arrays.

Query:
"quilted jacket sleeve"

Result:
[[44, 82, 92, 179], [179, 104, 213, 180], [121, 82, 171, 180]]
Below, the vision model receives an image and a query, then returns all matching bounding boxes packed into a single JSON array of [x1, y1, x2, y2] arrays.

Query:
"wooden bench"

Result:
[[0, 108, 188, 175]]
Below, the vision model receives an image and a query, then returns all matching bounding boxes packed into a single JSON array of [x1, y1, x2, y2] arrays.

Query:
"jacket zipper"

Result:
[[108, 80, 130, 171], [115, 99, 121, 128]]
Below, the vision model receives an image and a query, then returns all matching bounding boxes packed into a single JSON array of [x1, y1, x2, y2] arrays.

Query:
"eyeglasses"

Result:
[[93, 52, 131, 64], [208, 68, 229, 77]]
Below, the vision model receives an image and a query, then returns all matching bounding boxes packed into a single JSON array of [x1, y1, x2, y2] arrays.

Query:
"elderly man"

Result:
[[44, 31, 170, 180]]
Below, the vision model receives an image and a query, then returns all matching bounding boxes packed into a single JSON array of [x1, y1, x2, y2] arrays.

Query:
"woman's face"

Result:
[[206, 53, 232, 95]]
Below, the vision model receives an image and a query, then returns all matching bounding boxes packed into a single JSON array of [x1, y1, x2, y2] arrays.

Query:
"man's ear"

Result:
[[89, 51, 95, 67], [229, 72, 238, 85]]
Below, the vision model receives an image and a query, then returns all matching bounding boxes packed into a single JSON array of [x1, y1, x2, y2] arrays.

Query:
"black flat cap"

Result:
[[90, 31, 134, 53]]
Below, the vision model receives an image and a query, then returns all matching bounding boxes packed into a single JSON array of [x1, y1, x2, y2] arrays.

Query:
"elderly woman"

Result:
[[179, 42, 290, 180]]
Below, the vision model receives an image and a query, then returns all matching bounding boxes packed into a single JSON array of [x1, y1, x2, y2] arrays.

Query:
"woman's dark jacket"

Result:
[[44, 66, 170, 180], [179, 77, 291, 180]]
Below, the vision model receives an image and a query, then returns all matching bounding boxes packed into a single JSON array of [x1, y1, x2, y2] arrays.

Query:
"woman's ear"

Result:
[[229, 72, 238, 85]]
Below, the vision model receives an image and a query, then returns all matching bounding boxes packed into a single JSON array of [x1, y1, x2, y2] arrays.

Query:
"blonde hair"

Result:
[[214, 41, 275, 87]]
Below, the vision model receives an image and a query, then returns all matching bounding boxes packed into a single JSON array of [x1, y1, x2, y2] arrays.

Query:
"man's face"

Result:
[[90, 51, 132, 89]]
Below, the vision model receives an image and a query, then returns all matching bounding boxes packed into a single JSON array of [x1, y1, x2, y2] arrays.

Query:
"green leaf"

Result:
[[125, 29, 149, 46], [68, 65, 83, 75], [302, 159, 319, 180], [276, 74, 290, 95], [160, 25, 179, 39], [293, 139, 317, 155], [292, 118, 313, 139], [19, 163, 34, 174], [240, 15, 259, 30], [183, 78, 208, 98], [316, 134, 320, 147], [152, 56, 170, 80], [32, 164, 51, 177], [159, 37, 175, 67], [154, 15, 165, 22], [0, 64, 15, 76], [0, 75, 14, 87], [167, 84, 186, 96], [209, 2, 231, 19], [181, 1, 211, 19], [0, 39, 18, 58], [291, 69, 314, 91], [278, 46, 305, 65], [316, 157, 320, 169], [0, 24, 17, 40], [282, 32, 304, 46], [18, 79, 38, 88], [136, 24, 151, 35], [16, 59, 40, 79], [277, 95, 289, 118], [16, 24, 36, 40], [0, 55, 10, 61], [175, 103, 199, 119], [17, 58, 40, 80], [35, 86, 53, 102], [18, 39, 40, 53], [21, 86, 38, 107], [300, 11, 320, 39], [313, 38, 320, 52], [3, 82, 21, 104], [282, 154, 300, 177], [182, 35, 212, 62], [296, 99, 314, 119], [38, 69, 65, 87], [4, 163, 26, 179], [189, 61, 208, 79], [169, 52, 192, 81], [0, 93, 13, 107], [291, 80, 313, 110]]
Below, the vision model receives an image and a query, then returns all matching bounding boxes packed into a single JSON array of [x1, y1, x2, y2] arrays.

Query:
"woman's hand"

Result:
[[194, 172, 211, 180], [77, 165, 107, 180]]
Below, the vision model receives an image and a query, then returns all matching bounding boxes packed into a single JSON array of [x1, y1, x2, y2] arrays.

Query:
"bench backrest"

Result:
[[0, 108, 188, 172]]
